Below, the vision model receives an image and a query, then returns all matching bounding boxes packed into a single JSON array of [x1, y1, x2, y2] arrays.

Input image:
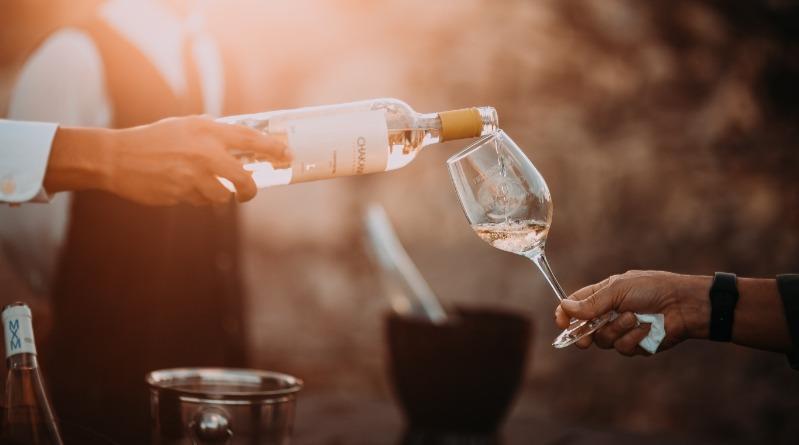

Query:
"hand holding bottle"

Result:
[[43, 116, 291, 206]]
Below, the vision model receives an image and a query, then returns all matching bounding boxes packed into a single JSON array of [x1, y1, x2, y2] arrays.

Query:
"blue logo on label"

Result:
[[8, 319, 21, 351]]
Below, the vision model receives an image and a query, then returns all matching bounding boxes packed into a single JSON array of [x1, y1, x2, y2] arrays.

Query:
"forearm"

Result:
[[682, 275, 792, 352], [43, 127, 114, 194], [732, 277, 792, 353]]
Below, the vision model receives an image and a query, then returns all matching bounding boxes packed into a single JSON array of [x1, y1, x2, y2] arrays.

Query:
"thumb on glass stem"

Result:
[[561, 298, 596, 320]]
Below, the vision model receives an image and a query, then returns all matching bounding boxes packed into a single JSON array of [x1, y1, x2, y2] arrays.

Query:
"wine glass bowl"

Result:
[[447, 133, 551, 238], [447, 130, 612, 348]]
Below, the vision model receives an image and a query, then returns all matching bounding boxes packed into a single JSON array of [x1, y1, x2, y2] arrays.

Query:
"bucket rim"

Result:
[[146, 367, 303, 400]]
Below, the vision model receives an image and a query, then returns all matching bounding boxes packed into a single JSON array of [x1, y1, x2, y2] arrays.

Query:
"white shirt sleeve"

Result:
[[0, 120, 58, 203]]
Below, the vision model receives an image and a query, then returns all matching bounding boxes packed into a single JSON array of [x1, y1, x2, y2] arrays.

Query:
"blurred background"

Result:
[[2, 0, 798, 443]]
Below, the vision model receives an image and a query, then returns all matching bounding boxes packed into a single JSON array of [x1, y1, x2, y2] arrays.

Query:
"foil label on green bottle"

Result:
[[3, 306, 36, 357], [277, 110, 389, 183]]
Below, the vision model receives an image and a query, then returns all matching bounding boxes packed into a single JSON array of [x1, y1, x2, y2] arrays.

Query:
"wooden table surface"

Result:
[[293, 393, 716, 445]]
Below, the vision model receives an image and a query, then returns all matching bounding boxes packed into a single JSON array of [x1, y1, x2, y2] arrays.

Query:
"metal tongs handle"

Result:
[[363, 204, 447, 323]]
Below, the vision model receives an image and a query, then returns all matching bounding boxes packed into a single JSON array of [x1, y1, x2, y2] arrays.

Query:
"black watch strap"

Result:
[[776, 274, 799, 370], [709, 272, 739, 342]]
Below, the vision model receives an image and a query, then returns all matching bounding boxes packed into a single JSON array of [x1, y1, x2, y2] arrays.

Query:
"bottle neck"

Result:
[[6, 352, 39, 370], [435, 107, 498, 141], [3, 303, 38, 360]]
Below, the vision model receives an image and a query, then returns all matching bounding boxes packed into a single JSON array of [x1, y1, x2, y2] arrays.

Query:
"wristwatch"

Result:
[[709, 272, 739, 342]]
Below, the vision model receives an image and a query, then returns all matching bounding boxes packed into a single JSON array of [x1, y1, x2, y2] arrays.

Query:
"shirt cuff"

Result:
[[0, 120, 59, 203]]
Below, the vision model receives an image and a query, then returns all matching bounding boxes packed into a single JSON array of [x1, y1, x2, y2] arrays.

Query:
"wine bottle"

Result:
[[1, 303, 63, 445], [219, 98, 498, 188], [363, 204, 447, 323]]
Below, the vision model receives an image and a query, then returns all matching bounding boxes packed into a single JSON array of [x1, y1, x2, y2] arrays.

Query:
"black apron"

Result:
[[46, 18, 246, 444]]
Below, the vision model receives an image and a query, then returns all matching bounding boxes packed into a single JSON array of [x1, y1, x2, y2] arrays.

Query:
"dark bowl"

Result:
[[386, 307, 532, 435]]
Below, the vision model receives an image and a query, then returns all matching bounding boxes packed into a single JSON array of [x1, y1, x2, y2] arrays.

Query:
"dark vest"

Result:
[[47, 18, 246, 444]]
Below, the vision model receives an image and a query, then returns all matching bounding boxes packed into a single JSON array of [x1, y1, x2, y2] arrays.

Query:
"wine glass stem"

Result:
[[527, 253, 568, 304]]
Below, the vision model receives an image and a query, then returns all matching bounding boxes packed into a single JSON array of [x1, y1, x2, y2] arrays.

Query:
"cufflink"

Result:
[[1, 178, 16, 195]]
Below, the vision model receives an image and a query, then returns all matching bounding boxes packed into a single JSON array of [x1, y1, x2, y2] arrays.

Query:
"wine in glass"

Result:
[[446, 130, 613, 348]]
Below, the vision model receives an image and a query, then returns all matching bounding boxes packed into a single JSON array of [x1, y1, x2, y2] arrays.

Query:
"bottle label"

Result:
[[273, 110, 389, 183], [3, 306, 36, 357]]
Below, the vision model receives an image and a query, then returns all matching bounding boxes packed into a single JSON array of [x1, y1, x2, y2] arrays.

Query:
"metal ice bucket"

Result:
[[146, 368, 303, 445]]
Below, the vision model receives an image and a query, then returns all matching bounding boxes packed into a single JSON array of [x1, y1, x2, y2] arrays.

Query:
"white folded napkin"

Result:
[[634, 313, 666, 354], [608, 312, 666, 354]]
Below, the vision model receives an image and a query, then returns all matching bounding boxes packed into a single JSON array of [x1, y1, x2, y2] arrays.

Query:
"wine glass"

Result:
[[446, 130, 613, 348]]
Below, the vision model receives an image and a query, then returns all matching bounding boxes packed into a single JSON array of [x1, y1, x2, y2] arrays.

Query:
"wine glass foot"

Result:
[[551, 313, 614, 349]]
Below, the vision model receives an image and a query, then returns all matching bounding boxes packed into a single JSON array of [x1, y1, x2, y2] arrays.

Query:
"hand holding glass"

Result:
[[446, 130, 614, 348]]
